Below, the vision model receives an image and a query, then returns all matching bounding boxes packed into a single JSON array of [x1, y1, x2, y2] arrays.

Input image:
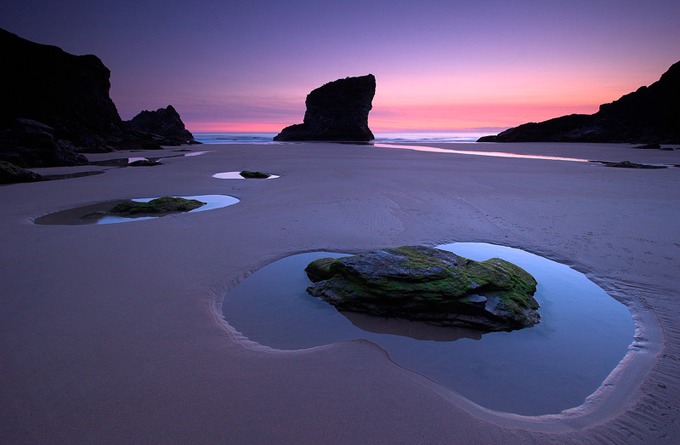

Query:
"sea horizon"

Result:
[[192, 131, 495, 144]]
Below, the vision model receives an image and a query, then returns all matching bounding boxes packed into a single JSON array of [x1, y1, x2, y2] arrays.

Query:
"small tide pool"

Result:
[[34, 194, 239, 225], [222, 243, 634, 415]]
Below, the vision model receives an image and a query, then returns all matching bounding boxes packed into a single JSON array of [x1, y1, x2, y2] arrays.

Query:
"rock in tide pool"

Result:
[[239, 170, 271, 179], [305, 246, 540, 332], [274, 74, 376, 142], [109, 196, 205, 215]]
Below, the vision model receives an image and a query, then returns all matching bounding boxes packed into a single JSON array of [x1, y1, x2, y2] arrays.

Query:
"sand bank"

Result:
[[1, 142, 678, 444]]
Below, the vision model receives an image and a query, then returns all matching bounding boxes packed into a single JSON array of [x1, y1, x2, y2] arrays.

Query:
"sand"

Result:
[[1, 142, 678, 444]]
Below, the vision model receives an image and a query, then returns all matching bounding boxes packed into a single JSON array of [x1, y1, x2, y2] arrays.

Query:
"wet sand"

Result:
[[1, 142, 678, 444]]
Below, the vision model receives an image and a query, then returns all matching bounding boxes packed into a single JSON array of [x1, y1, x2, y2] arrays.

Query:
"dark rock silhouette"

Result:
[[125, 105, 199, 146], [0, 28, 197, 168], [479, 61, 680, 144], [305, 246, 540, 332], [274, 74, 376, 141], [0, 119, 88, 167], [0, 160, 42, 184]]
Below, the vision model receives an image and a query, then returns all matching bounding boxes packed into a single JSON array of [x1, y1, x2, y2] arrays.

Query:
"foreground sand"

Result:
[[1, 142, 678, 444]]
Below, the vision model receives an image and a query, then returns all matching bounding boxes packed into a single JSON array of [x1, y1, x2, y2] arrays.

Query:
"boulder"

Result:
[[128, 159, 162, 167], [274, 75, 376, 141], [305, 246, 540, 332], [0, 160, 42, 184], [125, 105, 199, 146], [478, 60, 680, 144], [239, 170, 270, 179], [109, 196, 205, 215]]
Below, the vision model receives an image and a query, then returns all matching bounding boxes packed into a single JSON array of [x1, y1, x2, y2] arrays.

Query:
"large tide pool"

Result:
[[222, 243, 635, 416]]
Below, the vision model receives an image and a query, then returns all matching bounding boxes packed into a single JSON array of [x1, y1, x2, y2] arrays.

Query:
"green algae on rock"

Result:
[[109, 196, 205, 215], [305, 245, 540, 332]]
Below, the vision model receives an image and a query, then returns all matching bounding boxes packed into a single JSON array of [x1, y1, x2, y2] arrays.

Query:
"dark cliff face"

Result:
[[0, 28, 123, 144], [479, 61, 680, 144], [274, 74, 376, 141], [0, 28, 197, 168]]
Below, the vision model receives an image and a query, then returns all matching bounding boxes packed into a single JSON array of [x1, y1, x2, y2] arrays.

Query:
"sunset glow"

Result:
[[1, 0, 678, 134]]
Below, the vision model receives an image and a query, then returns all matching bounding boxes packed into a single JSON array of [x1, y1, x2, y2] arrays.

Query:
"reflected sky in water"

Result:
[[94, 195, 239, 224], [222, 243, 634, 415], [374, 143, 591, 162]]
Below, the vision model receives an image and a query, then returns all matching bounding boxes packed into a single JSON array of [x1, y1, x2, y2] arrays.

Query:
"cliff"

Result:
[[478, 61, 680, 144], [0, 28, 197, 168]]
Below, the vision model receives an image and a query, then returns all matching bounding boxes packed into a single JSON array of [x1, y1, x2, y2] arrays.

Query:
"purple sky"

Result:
[[1, 0, 679, 132]]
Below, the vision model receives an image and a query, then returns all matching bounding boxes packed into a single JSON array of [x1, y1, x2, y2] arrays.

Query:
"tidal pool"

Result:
[[222, 243, 634, 415], [212, 171, 280, 180], [34, 194, 239, 225]]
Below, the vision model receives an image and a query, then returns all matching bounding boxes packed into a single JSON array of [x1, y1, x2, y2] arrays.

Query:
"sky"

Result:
[[1, 0, 679, 133]]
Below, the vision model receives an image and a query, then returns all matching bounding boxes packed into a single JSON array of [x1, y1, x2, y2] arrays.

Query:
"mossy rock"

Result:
[[109, 196, 205, 215], [305, 245, 540, 332], [240, 170, 271, 179]]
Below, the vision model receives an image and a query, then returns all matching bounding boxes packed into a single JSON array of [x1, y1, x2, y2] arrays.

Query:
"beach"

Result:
[[1, 142, 678, 444]]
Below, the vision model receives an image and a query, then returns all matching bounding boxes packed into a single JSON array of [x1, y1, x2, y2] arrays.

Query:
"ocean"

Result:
[[192, 131, 493, 144]]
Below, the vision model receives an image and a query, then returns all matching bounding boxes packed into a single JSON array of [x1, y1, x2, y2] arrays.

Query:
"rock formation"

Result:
[[274, 75, 376, 141], [125, 105, 199, 146], [305, 246, 540, 332], [0, 28, 197, 168], [478, 60, 680, 144], [0, 160, 42, 184], [239, 170, 271, 179], [109, 196, 205, 215]]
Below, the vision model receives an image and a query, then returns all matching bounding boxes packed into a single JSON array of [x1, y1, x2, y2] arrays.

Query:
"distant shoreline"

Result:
[[193, 131, 494, 144]]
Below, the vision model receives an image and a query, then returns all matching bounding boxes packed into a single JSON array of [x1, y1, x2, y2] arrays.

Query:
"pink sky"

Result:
[[1, 0, 679, 134]]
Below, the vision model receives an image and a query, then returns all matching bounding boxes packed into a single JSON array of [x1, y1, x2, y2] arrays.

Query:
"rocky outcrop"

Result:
[[125, 105, 199, 146], [305, 246, 540, 332], [1, 28, 123, 156], [274, 75, 376, 141], [0, 160, 42, 184], [0, 28, 197, 167], [0, 119, 88, 167], [478, 60, 680, 144]]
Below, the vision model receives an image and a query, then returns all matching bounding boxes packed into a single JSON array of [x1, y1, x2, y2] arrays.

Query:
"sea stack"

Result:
[[274, 74, 376, 142]]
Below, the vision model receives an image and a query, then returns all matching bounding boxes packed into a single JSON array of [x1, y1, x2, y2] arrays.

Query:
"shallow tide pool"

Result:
[[222, 243, 634, 415], [34, 195, 239, 225]]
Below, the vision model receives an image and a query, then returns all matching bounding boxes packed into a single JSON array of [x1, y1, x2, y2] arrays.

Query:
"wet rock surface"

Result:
[[109, 196, 205, 215], [306, 246, 540, 332]]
